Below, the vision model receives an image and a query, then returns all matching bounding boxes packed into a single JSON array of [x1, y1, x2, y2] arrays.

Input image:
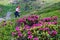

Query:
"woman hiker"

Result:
[[14, 6, 20, 18]]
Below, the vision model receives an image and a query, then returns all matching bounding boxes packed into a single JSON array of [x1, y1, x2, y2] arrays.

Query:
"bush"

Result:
[[12, 15, 60, 40]]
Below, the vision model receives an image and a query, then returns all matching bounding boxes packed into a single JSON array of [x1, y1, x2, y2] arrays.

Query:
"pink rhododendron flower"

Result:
[[51, 30, 57, 36], [27, 17, 35, 22], [24, 25, 30, 30], [17, 31, 21, 34], [43, 17, 51, 22], [28, 35, 33, 39], [48, 22, 52, 25], [52, 16, 58, 20], [35, 15, 39, 19], [39, 28, 43, 31], [28, 31, 32, 35], [48, 31, 51, 35], [17, 31, 23, 37], [38, 21, 43, 24], [48, 30, 57, 37], [17, 18, 25, 23], [12, 32, 16, 36], [43, 27, 50, 31], [32, 24, 42, 27], [39, 27, 49, 31], [27, 15, 39, 22], [34, 37, 39, 40], [36, 24, 42, 26], [27, 17, 32, 21], [52, 22, 57, 25], [15, 27, 20, 31], [18, 33, 23, 37]]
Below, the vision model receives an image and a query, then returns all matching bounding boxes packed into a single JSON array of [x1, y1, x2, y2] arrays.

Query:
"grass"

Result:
[[0, 0, 60, 17], [40, 10, 60, 18]]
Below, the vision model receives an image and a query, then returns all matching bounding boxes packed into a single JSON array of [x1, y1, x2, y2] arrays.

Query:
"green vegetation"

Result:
[[0, 0, 60, 17], [0, 0, 60, 40]]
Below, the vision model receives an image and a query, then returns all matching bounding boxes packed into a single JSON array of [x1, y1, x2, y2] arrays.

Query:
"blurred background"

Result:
[[0, 0, 60, 18]]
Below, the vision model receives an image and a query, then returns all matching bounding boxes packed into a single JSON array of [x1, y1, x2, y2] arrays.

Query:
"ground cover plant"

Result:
[[12, 15, 60, 40]]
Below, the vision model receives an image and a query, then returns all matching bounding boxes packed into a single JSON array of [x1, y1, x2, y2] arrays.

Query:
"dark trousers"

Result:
[[14, 11, 20, 18]]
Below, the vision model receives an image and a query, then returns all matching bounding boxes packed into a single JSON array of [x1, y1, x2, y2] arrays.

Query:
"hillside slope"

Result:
[[0, 0, 60, 18]]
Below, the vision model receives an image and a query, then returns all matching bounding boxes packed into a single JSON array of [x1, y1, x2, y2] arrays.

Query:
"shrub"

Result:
[[12, 15, 59, 40]]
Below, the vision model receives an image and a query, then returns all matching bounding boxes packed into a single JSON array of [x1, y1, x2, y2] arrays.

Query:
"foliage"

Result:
[[0, 20, 16, 40], [12, 15, 60, 40]]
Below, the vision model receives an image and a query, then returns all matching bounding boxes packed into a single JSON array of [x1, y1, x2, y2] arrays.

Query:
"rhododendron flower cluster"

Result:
[[12, 15, 58, 40], [48, 30, 57, 37]]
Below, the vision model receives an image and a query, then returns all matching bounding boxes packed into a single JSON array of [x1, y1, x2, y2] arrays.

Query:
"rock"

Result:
[[0, 18, 5, 23], [10, 0, 19, 4], [0, 8, 2, 12], [5, 11, 12, 20]]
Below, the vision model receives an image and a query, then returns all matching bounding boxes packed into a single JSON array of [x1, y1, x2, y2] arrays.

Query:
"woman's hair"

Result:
[[17, 6, 20, 8]]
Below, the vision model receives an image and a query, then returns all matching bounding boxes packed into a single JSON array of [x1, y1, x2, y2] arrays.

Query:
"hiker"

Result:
[[14, 6, 20, 18]]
